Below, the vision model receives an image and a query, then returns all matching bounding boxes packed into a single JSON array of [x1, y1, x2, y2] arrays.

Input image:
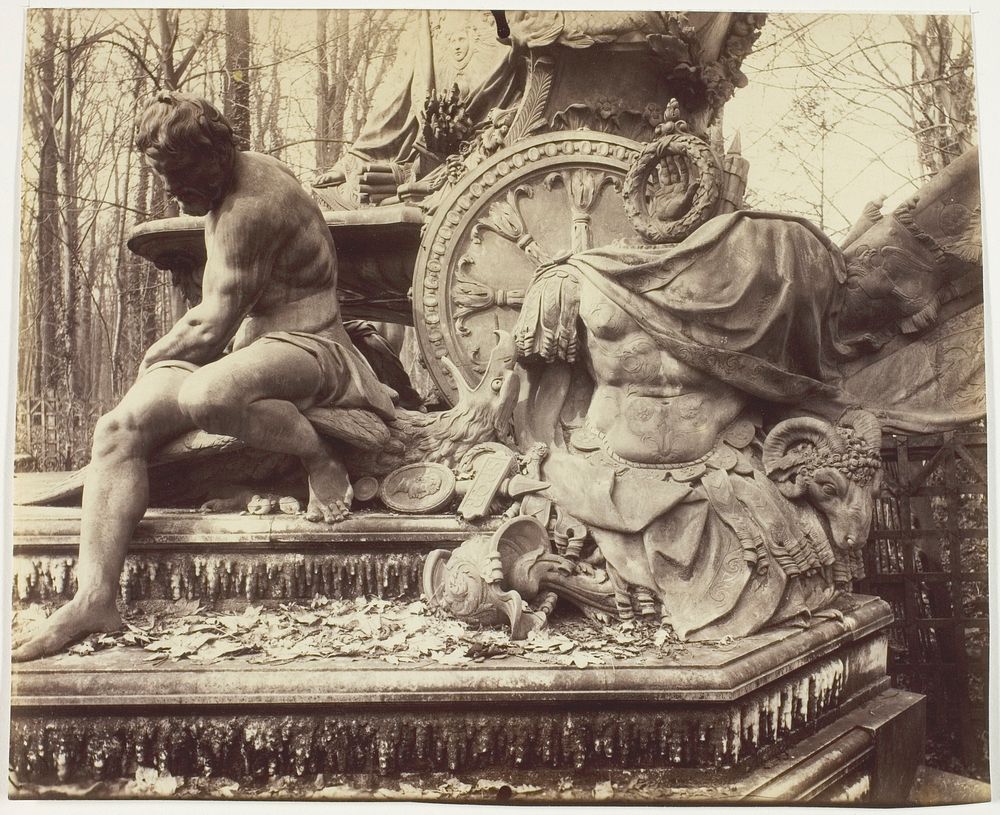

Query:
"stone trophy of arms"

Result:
[[419, 99, 984, 642]]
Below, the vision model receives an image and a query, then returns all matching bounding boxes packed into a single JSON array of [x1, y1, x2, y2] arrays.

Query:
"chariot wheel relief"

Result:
[[414, 131, 642, 403]]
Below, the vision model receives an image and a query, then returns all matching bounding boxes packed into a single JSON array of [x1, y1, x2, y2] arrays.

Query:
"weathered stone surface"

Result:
[[11, 597, 894, 782], [744, 688, 925, 804], [11, 507, 498, 605], [413, 130, 640, 402], [128, 205, 426, 324], [6, 695, 925, 804]]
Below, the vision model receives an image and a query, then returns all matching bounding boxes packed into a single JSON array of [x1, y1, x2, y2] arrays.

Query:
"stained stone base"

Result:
[[10, 589, 924, 802], [7, 690, 924, 804], [11, 506, 498, 605]]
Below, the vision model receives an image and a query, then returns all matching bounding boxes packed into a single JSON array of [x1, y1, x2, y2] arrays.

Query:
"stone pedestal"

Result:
[[10, 508, 925, 803]]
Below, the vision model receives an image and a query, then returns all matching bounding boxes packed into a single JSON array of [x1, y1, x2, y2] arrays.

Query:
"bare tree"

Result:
[[14, 8, 418, 466], [747, 15, 976, 177], [25, 9, 63, 395], [896, 15, 975, 174], [314, 9, 402, 169]]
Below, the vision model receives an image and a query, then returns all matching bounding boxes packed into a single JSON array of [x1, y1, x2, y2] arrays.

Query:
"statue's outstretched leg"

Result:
[[13, 368, 196, 661]]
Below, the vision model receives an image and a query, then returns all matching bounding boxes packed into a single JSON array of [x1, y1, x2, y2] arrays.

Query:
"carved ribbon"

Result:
[[453, 256, 525, 336]]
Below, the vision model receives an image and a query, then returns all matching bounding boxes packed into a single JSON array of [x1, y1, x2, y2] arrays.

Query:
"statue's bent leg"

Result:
[[176, 341, 352, 523], [13, 367, 196, 661]]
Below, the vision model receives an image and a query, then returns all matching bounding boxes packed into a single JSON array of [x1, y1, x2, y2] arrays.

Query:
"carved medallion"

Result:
[[721, 418, 756, 450], [379, 463, 457, 514], [413, 131, 642, 403]]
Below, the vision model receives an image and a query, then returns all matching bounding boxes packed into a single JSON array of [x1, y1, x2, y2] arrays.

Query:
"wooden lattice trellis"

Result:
[[860, 426, 990, 776], [15, 394, 107, 472]]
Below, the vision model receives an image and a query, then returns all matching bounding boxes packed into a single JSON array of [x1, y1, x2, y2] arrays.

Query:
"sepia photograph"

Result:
[[2, 2, 995, 808]]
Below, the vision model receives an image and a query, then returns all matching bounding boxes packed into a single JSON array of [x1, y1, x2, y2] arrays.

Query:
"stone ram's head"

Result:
[[762, 410, 883, 551]]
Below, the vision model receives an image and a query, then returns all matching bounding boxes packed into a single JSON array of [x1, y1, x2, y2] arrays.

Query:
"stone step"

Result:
[[11, 597, 896, 784], [12, 506, 498, 606], [8, 691, 925, 804], [9, 504, 925, 803]]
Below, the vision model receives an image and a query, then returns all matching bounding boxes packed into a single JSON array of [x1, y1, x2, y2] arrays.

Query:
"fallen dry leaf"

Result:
[[594, 780, 614, 800]]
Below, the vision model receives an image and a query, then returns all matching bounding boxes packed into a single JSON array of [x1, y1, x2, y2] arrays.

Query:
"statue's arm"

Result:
[[139, 212, 273, 374]]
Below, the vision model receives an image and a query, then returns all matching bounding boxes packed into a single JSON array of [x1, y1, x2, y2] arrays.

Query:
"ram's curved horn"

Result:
[[762, 417, 844, 471], [762, 416, 845, 498], [839, 409, 883, 450]]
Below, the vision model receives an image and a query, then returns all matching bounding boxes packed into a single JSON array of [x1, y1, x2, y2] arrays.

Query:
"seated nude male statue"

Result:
[[13, 92, 396, 661]]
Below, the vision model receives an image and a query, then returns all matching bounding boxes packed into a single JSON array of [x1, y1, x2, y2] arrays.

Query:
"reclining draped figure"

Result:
[[426, 118, 983, 642], [495, 132, 983, 640]]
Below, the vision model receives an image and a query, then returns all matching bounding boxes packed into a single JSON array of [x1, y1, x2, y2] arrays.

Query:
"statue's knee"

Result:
[[92, 411, 143, 458], [178, 377, 239, 434]]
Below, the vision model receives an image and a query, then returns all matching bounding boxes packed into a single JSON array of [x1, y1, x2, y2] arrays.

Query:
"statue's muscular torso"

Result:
[[205, 152, 353, 353], [579, 277, 746, 464]]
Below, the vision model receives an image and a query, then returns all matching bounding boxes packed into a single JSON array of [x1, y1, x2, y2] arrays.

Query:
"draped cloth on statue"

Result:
[[513, 210, 984, 639], [535, 437, 841, 640], [344, 10, 521, 171], [339, 10, 743, 175], [519, 210, 984, 435]]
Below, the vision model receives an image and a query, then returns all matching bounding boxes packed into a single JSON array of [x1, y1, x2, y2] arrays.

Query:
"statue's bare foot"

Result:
[[12, 598, 122, 662], [305, 456, 354, 523]]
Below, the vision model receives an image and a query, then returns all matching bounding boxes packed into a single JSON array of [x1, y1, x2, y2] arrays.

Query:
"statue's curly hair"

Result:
[[135, 91, 236, 166]]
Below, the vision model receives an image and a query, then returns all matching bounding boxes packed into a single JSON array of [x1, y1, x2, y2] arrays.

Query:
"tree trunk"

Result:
[[79, 214, 97, 399], [224, 8, 252, 149], [60, 14, 80, 395], [157, 9, 179, 90], [315, 10, 331, 169], [36, 9, 62, 394]]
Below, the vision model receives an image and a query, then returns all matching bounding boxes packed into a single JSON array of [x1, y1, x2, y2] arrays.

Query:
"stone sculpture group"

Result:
[[14, 10, 984, 659]]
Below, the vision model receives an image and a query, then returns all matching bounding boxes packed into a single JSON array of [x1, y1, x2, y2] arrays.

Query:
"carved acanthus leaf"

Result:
[[471, 186, 551, 265], [543, 170, 619, 252]]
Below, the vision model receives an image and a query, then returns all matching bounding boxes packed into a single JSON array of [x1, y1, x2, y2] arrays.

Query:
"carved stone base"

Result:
[[12, 506, 499, 606], [10, 594, 923, 802]]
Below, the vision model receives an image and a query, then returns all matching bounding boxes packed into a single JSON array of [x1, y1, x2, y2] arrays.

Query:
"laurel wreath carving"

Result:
[[622, 131, 722, 244]]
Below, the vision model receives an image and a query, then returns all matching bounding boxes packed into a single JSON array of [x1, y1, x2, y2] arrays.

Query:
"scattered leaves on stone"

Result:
[[9, 768, 716, 802], [594, 779, 615, 800], [12, 596, 683, 668]]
